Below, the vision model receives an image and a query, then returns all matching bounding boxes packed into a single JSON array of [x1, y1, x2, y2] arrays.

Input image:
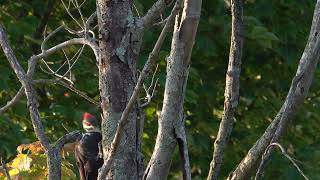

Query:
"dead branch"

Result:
[[0, 36, 99, 114], [61, 0, 84, 30], [207, 0, 244, 179], [0, 87, 24, 114], [33, 37, 99, 62], [228, 1, 320, 179], [0, 77, 99, 115], [34, 79, 100, 106], [55, 130, 82, 150], [0, 25, 86, 180], [0, 25, 51, 151]]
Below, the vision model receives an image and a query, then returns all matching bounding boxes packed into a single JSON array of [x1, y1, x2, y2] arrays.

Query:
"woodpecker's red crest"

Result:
[[82, 112, 99, 131]]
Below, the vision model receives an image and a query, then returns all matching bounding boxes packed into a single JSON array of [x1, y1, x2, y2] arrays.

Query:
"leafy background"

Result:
[[0, 0, 319, 179]]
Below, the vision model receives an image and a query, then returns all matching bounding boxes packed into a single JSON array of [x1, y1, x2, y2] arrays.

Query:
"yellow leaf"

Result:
[[8, 168, 19, 177], [10, 154, 32, 171]]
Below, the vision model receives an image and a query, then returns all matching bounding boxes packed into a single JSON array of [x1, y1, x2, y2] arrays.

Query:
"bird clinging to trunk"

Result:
[[75, 112, 103, 180]]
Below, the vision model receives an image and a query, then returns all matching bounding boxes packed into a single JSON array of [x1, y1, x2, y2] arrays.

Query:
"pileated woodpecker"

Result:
[[75, 112, 103, 180]]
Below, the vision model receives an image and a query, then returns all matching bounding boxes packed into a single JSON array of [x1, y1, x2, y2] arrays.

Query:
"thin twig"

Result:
[[1, 37, 99, 114], [34, 79, 99, 106], [41, 24, 65, 52], [140, 64, 159, 108], [255, 143, 309, 180], [61, 0, 84, 30], [133, 3, 141, 17], [0, 87, 24, 114]]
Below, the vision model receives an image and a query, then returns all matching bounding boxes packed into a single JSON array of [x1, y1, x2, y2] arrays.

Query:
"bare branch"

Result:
[[141, 0, 175, 28], [55, 80, 100, 106], [33, 37, 99, 62], [207, 0, 244, 179], [0, 87, 24, 114], [0, 158, 11, 180], [0, 49, 39, 114], [1, 18, 95, 180], [61, 0, 84, 30], [40, 42, 86, 84], [85, 11, 97, 38], [255, 143, 310, 180], [41, 24, 65, 52], [0, 77, 99, 114], [228, 1, 320, 179], [40, 61, 75, 85], [133, 3, 141, 18], [97, 1, 183, 179], [153, 16, 170, 27], [0, 25, 51, 151], [54, 130, 82, 150]]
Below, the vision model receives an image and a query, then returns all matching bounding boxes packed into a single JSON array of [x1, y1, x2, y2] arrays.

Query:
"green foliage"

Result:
[[0, 0, 319, 179]]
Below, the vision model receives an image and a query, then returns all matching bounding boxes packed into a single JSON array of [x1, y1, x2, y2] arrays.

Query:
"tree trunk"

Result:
[[47, 149, 61, 180], [144, 0, 202, 179], [97, 0, 142, 179]]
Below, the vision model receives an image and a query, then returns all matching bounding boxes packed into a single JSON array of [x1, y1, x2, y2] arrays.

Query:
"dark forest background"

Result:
[[0, 0, 319, 179]]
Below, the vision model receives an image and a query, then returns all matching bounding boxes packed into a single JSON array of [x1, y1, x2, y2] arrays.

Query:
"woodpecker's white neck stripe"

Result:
[[83, 123, 101, 133]]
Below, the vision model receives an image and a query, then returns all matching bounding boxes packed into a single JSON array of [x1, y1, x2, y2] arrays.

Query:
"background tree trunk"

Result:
[[144, 0, 202, 179]]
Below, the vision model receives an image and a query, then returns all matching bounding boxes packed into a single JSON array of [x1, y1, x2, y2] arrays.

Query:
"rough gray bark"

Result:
[[207, 0, 244, 179], [97, 1, 182, 179], [144, 0, 202, 179], [228, 1, 320, 179], [97, 0, 141, 179], [96, 0, 175, 179]]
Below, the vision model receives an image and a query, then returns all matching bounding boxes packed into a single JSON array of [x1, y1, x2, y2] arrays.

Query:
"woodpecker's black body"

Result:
[[75, 112, 103, 180]]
